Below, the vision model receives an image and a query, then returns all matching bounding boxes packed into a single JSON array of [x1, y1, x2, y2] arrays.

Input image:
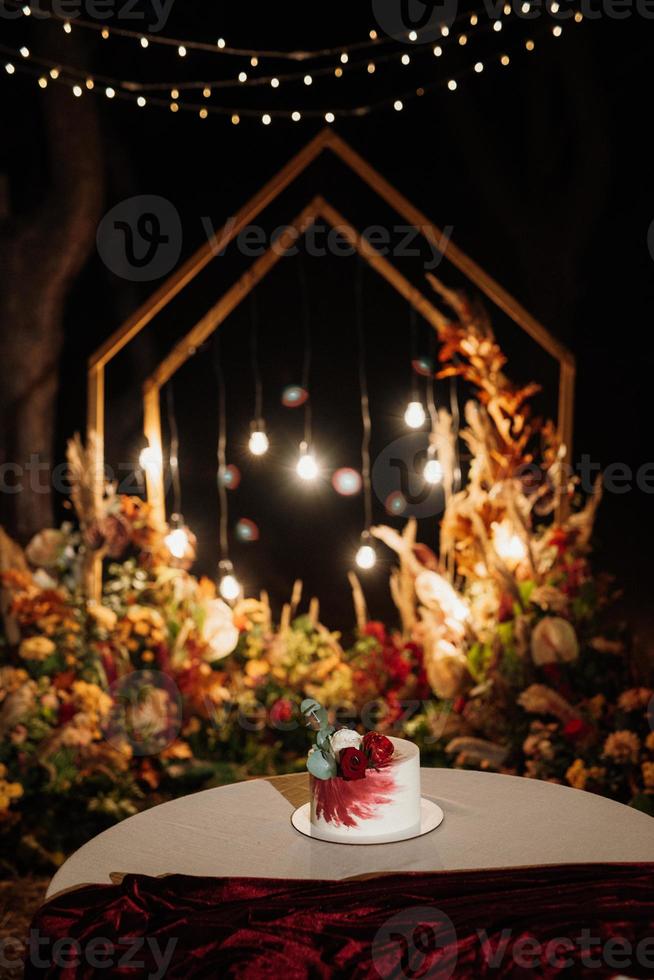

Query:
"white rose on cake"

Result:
[[329, 729, 362, 760]]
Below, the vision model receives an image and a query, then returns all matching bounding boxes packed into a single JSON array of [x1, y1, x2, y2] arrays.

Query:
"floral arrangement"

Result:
[[1, 285, 653, 873], [301, 697, 394, 781]]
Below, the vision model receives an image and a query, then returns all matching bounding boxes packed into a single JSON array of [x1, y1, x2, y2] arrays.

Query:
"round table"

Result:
[[47, 768, 654, 898]]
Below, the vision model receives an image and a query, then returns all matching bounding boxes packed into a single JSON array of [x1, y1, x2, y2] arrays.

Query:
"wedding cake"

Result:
[[300, 700, 422, 844]]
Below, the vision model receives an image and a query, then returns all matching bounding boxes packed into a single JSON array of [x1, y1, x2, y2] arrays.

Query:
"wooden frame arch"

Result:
[[87, 128, 576, 588]]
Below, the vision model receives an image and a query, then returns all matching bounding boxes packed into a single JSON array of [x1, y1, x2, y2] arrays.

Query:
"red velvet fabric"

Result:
[[26, 864, 654, 978]]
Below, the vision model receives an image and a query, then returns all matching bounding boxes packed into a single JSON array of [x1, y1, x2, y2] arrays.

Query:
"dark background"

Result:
[[1, 2, 652, 639]]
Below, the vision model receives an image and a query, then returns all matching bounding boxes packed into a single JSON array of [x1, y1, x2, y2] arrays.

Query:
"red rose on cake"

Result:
[[362, 732, 394, 767], [339, 746, 368, 781]]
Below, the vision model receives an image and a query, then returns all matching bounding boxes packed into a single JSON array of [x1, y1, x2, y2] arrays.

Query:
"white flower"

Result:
[[25, 528, 65, 569], [531, 616, 579, 666], [329, 729, 362, 760], [202, 599, 239, 662], [415, 571, 469, 627]]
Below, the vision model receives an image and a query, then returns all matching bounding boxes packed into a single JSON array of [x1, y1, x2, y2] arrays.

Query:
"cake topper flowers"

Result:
[[301, 698, 394, 781]]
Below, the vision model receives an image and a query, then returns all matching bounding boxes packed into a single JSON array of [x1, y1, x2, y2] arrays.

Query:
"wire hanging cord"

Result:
[[166, 382, 183, 516], [250, 293, 263, 423], [298, 254, 312, 447], [356, 257, 373, 532], [213, 334, 230, 560]]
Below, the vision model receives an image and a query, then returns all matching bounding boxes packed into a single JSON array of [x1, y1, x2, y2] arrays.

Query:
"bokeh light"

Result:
[[332, 467, 362, 496], [412, 356, 434, 377], [281, 385, 309, 408], [221, 464, 241, 490], [385, 491, 407, 515], [235, 518, 260, 542]]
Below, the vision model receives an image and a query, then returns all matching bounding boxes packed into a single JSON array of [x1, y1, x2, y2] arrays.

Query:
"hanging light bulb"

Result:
[[424, 456, 444, 485], [404, 400, 426, 429], [296, 441, 319, 481], [218, 560, 241, 602], [248, 421, 269, 456], [355, 533, 377, 570], [164, 514, 191, 560]]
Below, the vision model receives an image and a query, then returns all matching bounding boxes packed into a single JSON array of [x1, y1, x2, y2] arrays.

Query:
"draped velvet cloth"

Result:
[[27, 864, 654, 978]]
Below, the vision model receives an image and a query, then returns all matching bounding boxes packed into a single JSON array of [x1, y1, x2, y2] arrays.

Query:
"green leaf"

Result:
[[307, 750, 337, 780], [316, 727, 335, 750], [300, 698, 320, 715]]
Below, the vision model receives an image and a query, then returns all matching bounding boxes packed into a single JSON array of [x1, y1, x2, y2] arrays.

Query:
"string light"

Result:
[[5, 62, 15, 74], [458, 34, 467, 46], [394, 100, 403, 111], [408, 30, 418, 41], [164, 514, 192, 561], [171, 88, 179, 99], [140, 36, 149, 48], [405, 400, 425, 428], [447, 79, 458, 91], [526, 39, 535, 50], [367, 62, 375, 73], [501, 54, 510, 65], [38, 76, 47, 87], [72, 84, 82, 96], [250, 56, 258, 67], [63, 20, 71, 33], [231, 113, 240, 124], [355, 536, 377, 570], [493, 20, 502, 31], [262, 113, 271, 125], [177, 45, 186, 57], [441, 25, 449, 36], [49, 67, 59, 79], [19, 46, 29, 58], [296, 442, 319, 481], [433, 45, 442, 57], [238, 71, 247, 82], [474, 61, 484, 72], [22, 4, 30, 13], [105, 86, 115, 98], [217, 37, 226, 48], [552, 25, 563, 36], [203, 86, 211, 97], [325, 111, 335, 123], [218, 560, 241, 602], [334, 66, 343, 77], [292, 110, 301, 121], [85, 77, 94, 89], [340, 52, 349, 63], [270, 76, 279, 87], [424, 458, 444, 484], [101, 28, 109, 39], [199, 107, 208, 118], [470, 13, 478, 24], [401, 53, 411, 65], [303, 74, 312, 85], [137, 96, 146, 107]]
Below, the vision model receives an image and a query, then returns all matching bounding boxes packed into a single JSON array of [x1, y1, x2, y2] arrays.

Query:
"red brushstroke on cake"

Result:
[[312, 764, 396, 828]]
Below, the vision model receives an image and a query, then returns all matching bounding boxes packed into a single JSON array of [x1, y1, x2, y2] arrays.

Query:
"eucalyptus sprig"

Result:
[[300, 698, 336, 780]]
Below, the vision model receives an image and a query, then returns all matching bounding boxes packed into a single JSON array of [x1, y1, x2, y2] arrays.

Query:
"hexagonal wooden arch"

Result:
[[87, 128, 575, 590]]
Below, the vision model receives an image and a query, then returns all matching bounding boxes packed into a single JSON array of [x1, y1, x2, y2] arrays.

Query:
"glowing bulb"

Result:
[[49, 67, 60, 79], [5, 63, 15, 74], [140, 36, 149, 48], [552, 25, 562, 36], [238, 71, 248, 82], [296, 443, 319, 481], [231, 114, 240, 124], [72, 84, 82, 97], [106, 86, 115, 98], [401, 53, 411, 65], [170, 88, 179, 99], [325, 111, 335, 123], [501, 54, 510, 66], [355, 544, 376, 570], [424, 458, 444, 484], [137, 96, 146, 107], [139, 444, 162, 474], [63, 20, 71, 33], [101, 28, 109, 39], [470, 13, 478, 24], [271, 76, 279, 87], [170, 102, 179, 113], [219, 572, 241, 602], [86, 77, 94, 89], [526, 39, 535, 50], [334, 67, 343, 77], [447, 79, 458, 91], [251, 56, 258, 66], [369, 29, 378, 39], [22, 5, 31, 13], [203, 86, 211, 97], [20, 46, 29, 57], [164, 526, 189, 560], [262, 113, 271, 125], [441, 25, 449, 36], [492, 520, 527, 568], [292, 110, 301, 121], [178, 45, 186, 57], [341, 52, 349, 63], [199, 108, 208, 119], [217, 38, 226, 48], [404, 400, 426, 429], [394, 100, 403, 111], [367, 62, 375, 73], [408, 29, 418, 40], [474, 61, 484, 73], [38, 76, 47, 88], [304, 74, 312, 85], [249, 426, 269, 456], [458, 34, 467, 45]]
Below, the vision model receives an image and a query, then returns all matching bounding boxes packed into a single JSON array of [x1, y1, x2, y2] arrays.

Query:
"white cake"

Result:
[[309, 736, 421, 843]]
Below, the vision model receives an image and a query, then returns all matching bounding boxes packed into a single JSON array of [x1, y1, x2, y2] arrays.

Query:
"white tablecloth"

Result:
[[47, 768, 654, 898]]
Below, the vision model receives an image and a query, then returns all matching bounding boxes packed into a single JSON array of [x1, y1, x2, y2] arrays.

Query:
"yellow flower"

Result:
[[586, 695, 605, 720], [19, 636, 56, 661], [245, 659, 269, 680], [88, 604, 118, 632], [618, 688, 653, 713], [0, 779, 23, 810], [603, 730, 640, 765], [642, 762, 654, 790], [566, 759, 588, 790], [0, 764, 6, 778]]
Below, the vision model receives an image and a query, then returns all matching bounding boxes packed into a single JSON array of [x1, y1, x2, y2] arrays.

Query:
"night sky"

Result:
[[1, 3, 652, 638]]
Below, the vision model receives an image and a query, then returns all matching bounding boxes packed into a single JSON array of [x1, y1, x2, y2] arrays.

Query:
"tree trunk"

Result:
[[0, 41, 104, 540]]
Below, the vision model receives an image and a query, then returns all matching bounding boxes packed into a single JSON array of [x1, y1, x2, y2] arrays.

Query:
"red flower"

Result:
[[563, 718, 592, 741], [270, 698, 294, 725], [362, 732, 394, 767], [363, 621, 387, 645], [339, 747, 368, 781]]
